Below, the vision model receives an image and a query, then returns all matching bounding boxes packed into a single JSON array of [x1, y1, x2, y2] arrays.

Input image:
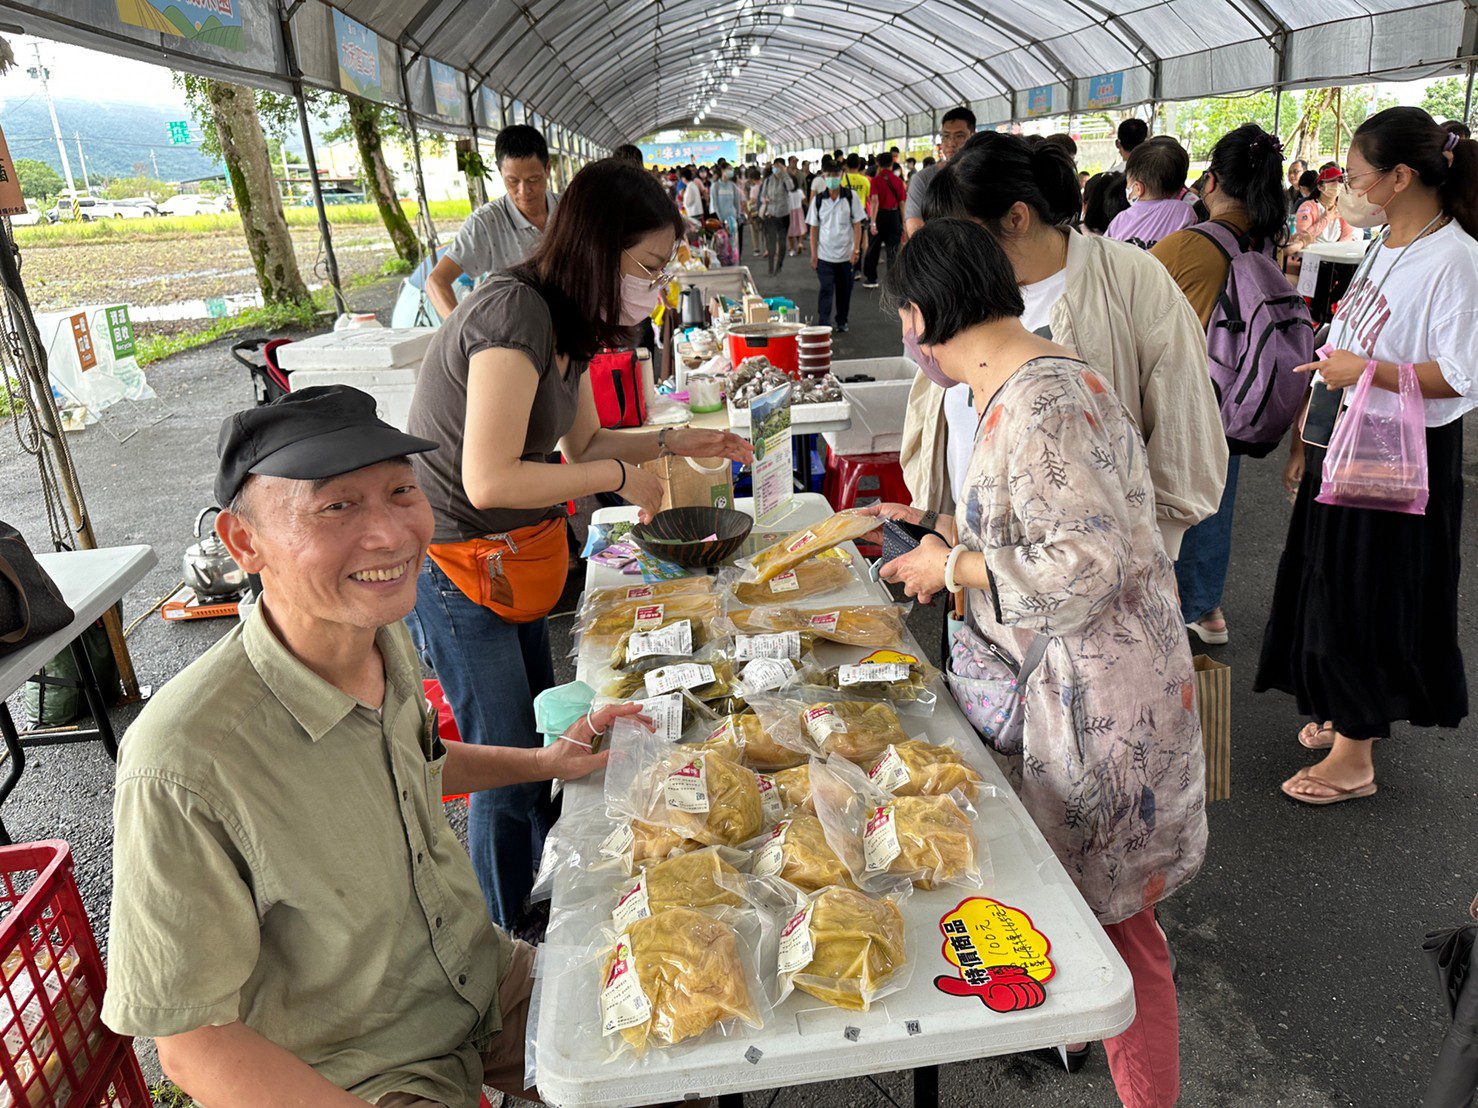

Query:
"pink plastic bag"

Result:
[[1316, 360, 1428, 515]]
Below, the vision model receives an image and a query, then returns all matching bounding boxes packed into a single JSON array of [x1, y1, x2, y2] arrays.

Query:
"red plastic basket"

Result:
[[0, 841, 137, 1108], [83, 1042, 149, 1106]]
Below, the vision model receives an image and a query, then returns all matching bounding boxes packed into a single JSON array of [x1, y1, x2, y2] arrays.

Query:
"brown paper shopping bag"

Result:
[[639, 455, 734, 512], [1192, 654, 1231, 802]]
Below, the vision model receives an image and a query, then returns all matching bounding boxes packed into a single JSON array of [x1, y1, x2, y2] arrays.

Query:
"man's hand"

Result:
[[667, 428, 755, 465], [536, 702, 652, 781]]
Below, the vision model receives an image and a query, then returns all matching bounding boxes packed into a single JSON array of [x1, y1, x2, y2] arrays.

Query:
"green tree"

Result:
[[1420, 76, 1470, 125], [13, 158, 62, 200], [344, 96, 420, 266], [102, 176, 172, 202], [1164, 91, 1277, 160]]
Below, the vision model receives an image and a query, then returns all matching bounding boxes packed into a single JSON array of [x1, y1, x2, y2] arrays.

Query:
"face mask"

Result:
[[825, 176, 842, 190], [619, 272, 662, 325], [1341, 172, 1390, 228], [903, 327, 953, 387], [1127, 184, 1144, 205], [532, 680, 596, 745]]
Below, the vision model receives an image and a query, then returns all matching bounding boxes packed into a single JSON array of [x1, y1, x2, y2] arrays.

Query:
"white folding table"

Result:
[[0, 545, 157, 842], [530, 495, 1132, 1107]]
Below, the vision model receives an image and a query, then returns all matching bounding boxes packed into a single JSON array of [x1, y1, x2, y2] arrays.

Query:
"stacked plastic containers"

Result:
[[798, 326, 833, 376]]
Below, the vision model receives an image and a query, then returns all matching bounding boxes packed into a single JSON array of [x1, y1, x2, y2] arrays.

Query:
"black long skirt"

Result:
[[1254, 418, 1468, 739]]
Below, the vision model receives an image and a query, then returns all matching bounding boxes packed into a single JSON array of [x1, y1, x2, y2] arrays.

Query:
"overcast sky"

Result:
[[1, 36, 182, 110]]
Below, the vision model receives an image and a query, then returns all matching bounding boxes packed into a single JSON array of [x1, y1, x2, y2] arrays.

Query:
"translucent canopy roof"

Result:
[[5, 0, 1473, 153]]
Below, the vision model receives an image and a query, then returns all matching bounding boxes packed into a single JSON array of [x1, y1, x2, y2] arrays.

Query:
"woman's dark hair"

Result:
[[922, 156, 936, 167], [508, 158, 683, 361], [1442, 120, 1472, 140], [1297, 169, 1320, 198], [1082, 171, 1129, 234], [1043, 133, 1078, 160], [613, 143, 644, 164], [883, 218, 1025, 344], [1205, 124, 1289, 247], [1354, 106, 1478, 239], [493, 124, 549, 167], [923, 130, 1080, 229], [1126, 138, 1189, 197]]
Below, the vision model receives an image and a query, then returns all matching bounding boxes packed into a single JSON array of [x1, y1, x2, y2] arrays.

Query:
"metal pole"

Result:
[[1273, 88, 1283, 141], [277, 3, 346, 315], [1464, 60, 1476, 126], [73, 134, 90, 192], [398, 46, 441, 253], [30, 46, 79, 216]]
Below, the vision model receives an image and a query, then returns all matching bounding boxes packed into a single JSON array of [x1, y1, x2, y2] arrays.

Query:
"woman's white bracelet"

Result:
[[944, 544, 968, 594]]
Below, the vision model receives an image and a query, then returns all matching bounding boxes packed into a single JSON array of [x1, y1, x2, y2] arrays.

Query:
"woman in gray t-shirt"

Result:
[[404, 159, 751, 928]]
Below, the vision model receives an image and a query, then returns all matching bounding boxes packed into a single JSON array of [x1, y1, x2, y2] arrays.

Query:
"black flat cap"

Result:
[[215, 385, 437, 507]]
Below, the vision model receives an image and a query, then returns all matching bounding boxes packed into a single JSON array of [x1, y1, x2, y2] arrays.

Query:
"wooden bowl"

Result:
[[631, 507, 754, 567]]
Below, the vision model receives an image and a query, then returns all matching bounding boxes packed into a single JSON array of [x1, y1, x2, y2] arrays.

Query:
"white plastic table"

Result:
[[0, 545, 157, 842], [530, 495, 1132, 1107]]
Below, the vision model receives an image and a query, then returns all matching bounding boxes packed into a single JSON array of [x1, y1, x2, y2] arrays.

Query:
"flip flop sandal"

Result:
[[1281, 773, 1377, 806], [1186, 619, 1229, 645], [1298, 722, 1336, 749]]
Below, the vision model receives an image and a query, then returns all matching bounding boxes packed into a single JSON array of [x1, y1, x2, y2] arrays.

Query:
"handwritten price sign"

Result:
[[934, 896, 1053, 1012]]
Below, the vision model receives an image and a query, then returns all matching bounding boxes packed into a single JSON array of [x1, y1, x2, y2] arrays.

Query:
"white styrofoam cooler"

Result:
[[285, 366, 416, 430], [822, 356, 919, 456], [273, 326, 436, 370]]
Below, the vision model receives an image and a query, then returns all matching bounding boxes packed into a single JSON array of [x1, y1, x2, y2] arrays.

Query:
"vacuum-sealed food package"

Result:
[[737, 509, 877, 584], [773, 764, 814, 812], [596, 818, 703, 875], [578, 591, 724, 647], [583, 577, 714, 614], [778, 885, 910, 1011], [726, 557, 861, 606], [732, 604, 909, 648], [609, 615, 722, 672], [750, 694, 907, 765], [600, 654, 738, 704], [807, 648, 939, 712], [867, 739, 984, 800], [812, 758, 986, 892], [749, 814, 854, 892], [611, 847, 744, 928], [695, 712, 810, 772], [598, 906, 767, 1056]]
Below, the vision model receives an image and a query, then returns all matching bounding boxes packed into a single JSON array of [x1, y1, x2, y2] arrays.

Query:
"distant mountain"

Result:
[[0, 96, 222, 183]]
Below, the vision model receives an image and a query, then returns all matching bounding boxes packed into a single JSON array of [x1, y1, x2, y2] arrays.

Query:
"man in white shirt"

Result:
[[904, 106, 976, 240], [806, 171, 866, 333], [425, 126, 556, 320]]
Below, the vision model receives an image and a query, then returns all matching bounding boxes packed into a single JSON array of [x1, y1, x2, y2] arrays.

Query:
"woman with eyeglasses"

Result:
[[405, 158, 751, 927], [1287, 162, 1356, 255]]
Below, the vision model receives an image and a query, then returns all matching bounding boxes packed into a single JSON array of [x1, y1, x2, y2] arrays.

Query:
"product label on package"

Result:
[[768, 571, 800, 593], [868, 745, 912, 793], [777, 902, 816, 975], [664, 755, 710, 813], [734, 631, 802, 661], [645, 664, 715, 696], [706, 716, 739, 747], [599, 821, 635, 862], [600, 936, 653, 1034], [626, 619, 693, 660], [755, 773, 783, 822], [623, 585, 657, 601], [802, 705, 847, 742], [785, 529, 819, 554], [633, 694, 684, 742], [864, 803, 901, 872], [839, 662, 910, 687], [612, 876, 652, 929], [753, 819, 790, 876], [739, 657, 796, 695], [808, 612, 840, 636], [632, 604, 665, 630]]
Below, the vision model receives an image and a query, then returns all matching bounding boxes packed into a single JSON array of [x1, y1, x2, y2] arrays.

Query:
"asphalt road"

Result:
[[1, 256, 1473, 1107]]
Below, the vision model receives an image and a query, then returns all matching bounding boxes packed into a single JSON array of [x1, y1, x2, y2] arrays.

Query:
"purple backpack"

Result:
[[1189, 221, 1314, 457]]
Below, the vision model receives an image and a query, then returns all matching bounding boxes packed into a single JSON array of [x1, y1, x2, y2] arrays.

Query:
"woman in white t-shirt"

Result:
[[1260, 107, 1478, 806]]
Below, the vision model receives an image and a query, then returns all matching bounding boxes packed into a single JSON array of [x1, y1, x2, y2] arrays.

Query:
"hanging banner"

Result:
[[1086, 71, 1125, 109], [430, 61, 465, 123], [1025, 86, 1053, 118], [639, 140, 741, 167], [332, 9, 383, 102], [116, 0, 246, 52], [0, 124, 26, 218], [750, 381, 794, 524]]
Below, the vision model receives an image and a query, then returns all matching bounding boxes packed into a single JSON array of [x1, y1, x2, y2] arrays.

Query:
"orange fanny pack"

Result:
[[428, 517, 569, 624]]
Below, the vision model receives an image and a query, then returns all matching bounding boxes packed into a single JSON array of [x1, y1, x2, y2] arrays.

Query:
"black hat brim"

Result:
[[248, 424, 438, 483]]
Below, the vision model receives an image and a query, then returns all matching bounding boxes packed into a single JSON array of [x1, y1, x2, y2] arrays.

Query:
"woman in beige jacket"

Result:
[[900, 132, 1225, 559]]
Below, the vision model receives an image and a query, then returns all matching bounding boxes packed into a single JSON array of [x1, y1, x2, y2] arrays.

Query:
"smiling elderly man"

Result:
[[101, 386, 634, 1106]]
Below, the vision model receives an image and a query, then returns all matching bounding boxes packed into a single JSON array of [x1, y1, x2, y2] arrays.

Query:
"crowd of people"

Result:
[[94, 102, 1478, 1108]]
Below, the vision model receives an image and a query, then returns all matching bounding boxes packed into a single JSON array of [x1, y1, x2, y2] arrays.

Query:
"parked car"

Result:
[[299, 187, 367, 206], [10, 206, 41, 226], [158, 194, 232, 216], [113, 198, 159, 218], [45, 196, 124, 223]]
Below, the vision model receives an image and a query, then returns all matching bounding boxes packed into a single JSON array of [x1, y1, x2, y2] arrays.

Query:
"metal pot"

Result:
[[182, 507, 247, 600]]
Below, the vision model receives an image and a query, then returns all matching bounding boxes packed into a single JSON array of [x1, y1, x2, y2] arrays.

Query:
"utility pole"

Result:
[[27, 44, 79, 217], [150, 148, 160, 179], [73, 133, 90, 192]]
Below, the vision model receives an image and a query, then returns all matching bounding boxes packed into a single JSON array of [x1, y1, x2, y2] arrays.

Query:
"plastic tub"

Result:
[[727, 323, 802, 375]]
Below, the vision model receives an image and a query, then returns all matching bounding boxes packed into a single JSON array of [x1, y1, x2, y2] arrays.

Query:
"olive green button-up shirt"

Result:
[[101, 606, 512, 1108]]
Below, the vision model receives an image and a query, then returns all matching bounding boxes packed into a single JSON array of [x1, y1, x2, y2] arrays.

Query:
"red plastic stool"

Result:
[[822, 451, 911, 556], [424, 679, 470, 805]]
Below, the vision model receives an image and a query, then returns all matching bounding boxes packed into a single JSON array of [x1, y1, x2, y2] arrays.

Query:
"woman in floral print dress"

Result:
[[867, 219, 1206, 1108]]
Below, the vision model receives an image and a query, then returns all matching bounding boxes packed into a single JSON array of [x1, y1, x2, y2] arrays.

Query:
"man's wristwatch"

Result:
[[657, 427, 675, 458], [919, 510, 938, 531]]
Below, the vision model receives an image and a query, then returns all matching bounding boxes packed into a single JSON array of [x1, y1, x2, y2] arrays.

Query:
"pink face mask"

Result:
[[618, 272, 662, 326], [902, 327, 953, 387]]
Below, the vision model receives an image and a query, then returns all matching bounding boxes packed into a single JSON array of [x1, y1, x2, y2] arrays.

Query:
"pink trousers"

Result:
[[1101, 907, 1181, 1108]]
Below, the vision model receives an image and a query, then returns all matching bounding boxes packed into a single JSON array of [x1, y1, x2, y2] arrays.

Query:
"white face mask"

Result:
[[1342, 171, 1390, 229], [1127, 183, 1145, 205]]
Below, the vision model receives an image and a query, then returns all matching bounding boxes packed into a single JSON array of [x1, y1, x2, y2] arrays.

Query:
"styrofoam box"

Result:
[[286, 366, 415, 430], [273, 327, 436, 370], [823, 356, 919, 455]]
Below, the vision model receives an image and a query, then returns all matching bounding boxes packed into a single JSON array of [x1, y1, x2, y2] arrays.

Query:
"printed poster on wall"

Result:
[[750, 381, 794, 524], [116, 0, 246, 52], [332, 9, 383, 102], [430, 61, 465, 123], [0, 124, 26, 218], [1026, 86, 1053, 118], [1087, 71, 1124, 109]]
